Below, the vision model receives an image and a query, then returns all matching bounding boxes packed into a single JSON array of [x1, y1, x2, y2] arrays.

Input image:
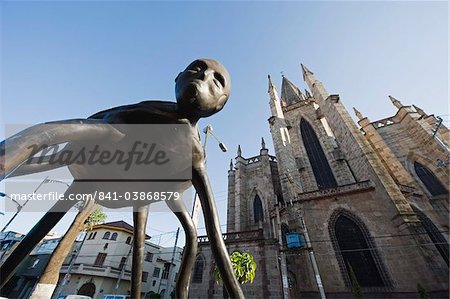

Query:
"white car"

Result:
[[102, 295, 131, 299], [57, 295, 93, 299]]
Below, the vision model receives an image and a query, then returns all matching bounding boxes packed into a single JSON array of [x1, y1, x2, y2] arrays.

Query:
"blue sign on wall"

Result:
[[286, 233, 305, 248]]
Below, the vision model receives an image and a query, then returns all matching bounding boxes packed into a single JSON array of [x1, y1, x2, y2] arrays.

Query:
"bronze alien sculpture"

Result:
[[0, 58, 244, 299]]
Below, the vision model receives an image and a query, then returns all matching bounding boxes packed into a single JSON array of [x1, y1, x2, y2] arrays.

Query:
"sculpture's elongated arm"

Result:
[[7, 151, 68, 178], [192, 166, 244, 299], [0, 119, 124, 180]]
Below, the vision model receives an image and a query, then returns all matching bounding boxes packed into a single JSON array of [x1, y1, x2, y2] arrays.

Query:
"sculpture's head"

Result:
[[175, 58, 230, 119]]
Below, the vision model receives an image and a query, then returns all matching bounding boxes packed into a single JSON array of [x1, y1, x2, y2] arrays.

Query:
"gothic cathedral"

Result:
[[189, 64, 449, 299]]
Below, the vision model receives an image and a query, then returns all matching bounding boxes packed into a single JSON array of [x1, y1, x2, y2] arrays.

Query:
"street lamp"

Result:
[[191, 124, 228, 222], [164, 125, 227, 299]]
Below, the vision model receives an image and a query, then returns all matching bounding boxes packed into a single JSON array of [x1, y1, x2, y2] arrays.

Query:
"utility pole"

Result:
[[164, 227, 180, 299], [52, 232, 88, 299], [1, 176, 49, 232], [301, 216, 326, 299], [275, 203, 290, 299], [115, 243, 133, 291], [283, 174, 327, 299]]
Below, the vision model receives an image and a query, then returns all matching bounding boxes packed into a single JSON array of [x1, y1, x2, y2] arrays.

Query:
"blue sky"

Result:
[[1, 1, 448, 247]]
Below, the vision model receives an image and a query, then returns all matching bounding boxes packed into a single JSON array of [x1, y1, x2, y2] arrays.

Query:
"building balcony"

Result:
[[60, 263, 132, 281]]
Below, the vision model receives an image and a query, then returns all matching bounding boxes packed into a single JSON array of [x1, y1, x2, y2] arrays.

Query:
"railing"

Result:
[[198, 229, 264, 244], [372, 117, 396, 128], [246, 156, 260, 164], [295, 180, 375, 202], [60, 263, 131, 280], [239, 155, 277, 165]]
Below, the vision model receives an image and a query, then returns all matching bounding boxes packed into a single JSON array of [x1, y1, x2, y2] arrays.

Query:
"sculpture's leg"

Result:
[[192, 168, 244, 299], [131, 204, 149, 299], [0, 186, 80, 289], [166, 198, 197, 299]]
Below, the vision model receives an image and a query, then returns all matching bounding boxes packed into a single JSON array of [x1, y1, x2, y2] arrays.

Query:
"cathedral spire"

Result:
[[389, 95, 403, 109], [281, 75, 305, 105], [229, 159, 234, 171], [301, 63, 314, 81], [268, 74, 285, 118], [261, 137, 266, 149], [353, 107, 364, 121], [237, 144, 242, 157]]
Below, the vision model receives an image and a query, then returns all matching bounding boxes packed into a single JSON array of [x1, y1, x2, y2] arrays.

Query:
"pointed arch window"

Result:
[[414, 162, 448, 196], [412, 207, 449, 265], [253, 195, 264, 223], [300, 119, 337, 189], [192, 255, 205, 283], [334, 215, 384, 287]]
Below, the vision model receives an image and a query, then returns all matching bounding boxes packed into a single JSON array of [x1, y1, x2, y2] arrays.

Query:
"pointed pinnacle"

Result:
[[229, 159, 234, 171], [389, 95, 403, 109], [353, 107, 364, 120], [413, 105, 426, 116], [268, 74, 276, 93], [237, 145, 242, 156], [261, 137, 266, 149], [301, 63, 314, 81], [304, 89, 312, 98]]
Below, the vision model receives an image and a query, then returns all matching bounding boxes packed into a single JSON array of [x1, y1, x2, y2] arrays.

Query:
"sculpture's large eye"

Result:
[[214, 72, 225, 88], [187, 61, 207, 73]]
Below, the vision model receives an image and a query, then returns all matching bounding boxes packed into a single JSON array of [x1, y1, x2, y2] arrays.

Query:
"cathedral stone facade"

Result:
[[189, 65, 449, 299]]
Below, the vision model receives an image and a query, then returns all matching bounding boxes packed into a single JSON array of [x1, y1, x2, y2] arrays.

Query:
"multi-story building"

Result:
[[58, 220, 182, 299], [0, 231, 25, 264], [190, 65, 449, 298], [2, 221, 182, 299]]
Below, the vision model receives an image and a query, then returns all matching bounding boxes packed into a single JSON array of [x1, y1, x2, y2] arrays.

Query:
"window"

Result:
[[92, 232, 97, 239], [153, 267, 161, 278], [126, 236, 132, 244], [414, 162, 448, 196], [253, 195, 264, 223], [413, 206, 449, 265], [145, 252, 153, 262], [110, 233, 118, 241], [103, 232, 111, 239], [152, 280, 156, 287], [94, 253, 107, 266], [103, 243, 109, 250], [87, 232, 93, 240], [192, 255, 205, 283], [30, 258, 40, 269], [142, 271, 149, 282], [119, 257, 126, 270], [162, 263, 170, 280], [334, 215, 383, 287], [300, 119, 337, 189]]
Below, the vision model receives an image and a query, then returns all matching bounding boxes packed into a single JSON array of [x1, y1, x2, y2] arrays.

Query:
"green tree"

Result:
[[417, 283, 430, 299], [348, 263, 364, 299], [214, 251, 257, 285], [84, 207, 107, 231]]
